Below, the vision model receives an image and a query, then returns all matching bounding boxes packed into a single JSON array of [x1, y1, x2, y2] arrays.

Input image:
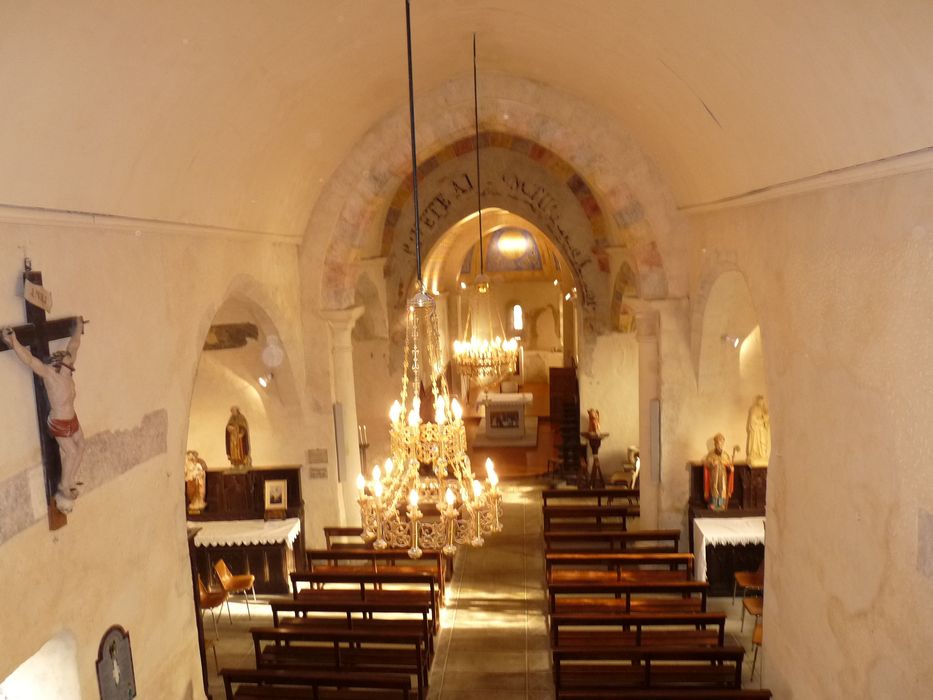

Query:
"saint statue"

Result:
[[225, 406, 251, 468], [586, 408, 601, 435], [184, 449, 207, 513], [2, 318, 85, 513], [746, 395, 771, 467], [703, 433, 734, 512]]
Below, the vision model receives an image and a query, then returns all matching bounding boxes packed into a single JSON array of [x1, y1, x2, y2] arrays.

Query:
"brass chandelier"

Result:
[[356, 3, 502, 559], [452, 35, 519, 386]]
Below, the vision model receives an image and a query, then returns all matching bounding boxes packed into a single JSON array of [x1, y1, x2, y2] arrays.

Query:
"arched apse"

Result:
[[693, 268, 769, 455], [301, 73, 686, 323], [185, 285, 305, 470]]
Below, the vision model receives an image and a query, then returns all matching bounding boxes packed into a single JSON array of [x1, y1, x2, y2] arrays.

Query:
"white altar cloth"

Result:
[[693, 517, 765, 582], [188, 518, 301, 549], [478, 392, 533, 408]]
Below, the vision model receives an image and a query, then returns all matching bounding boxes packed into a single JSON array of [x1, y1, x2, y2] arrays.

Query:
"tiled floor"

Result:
[[202, 478, 767, 699]]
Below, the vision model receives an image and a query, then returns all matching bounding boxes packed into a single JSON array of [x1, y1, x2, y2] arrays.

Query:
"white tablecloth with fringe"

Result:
[[188, 518, 301, 549], [693, 517, 765, 582]]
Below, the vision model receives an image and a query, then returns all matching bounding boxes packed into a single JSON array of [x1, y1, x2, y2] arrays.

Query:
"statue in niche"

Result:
[[746, 395, 771, 467], [586, 408, 601, 435], [184, 449, 207, 514], [703, 433, 735, 511], [225, 406, 251, 469], [2, 318, 85, 513]]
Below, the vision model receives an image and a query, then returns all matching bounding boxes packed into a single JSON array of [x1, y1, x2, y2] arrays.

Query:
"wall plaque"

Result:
[[96, 625, 136, 700]]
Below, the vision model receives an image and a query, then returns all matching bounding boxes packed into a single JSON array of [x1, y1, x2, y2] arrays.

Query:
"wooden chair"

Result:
[[751, 622, 764, 679], [214, 559, 256, 621], [733, 560, 764, 604], [742, 596, 763, 632], [198, 577, 227, 639]]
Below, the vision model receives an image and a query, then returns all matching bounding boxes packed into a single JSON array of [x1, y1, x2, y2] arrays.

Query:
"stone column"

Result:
[[321, 306, 365, 526], [636, 308, 660, 529]]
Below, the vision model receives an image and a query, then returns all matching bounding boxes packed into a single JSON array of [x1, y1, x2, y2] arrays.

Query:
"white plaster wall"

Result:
[[0, 221, 337, 698], [578, 332, 640, 477], [686, 169, 933, 698]]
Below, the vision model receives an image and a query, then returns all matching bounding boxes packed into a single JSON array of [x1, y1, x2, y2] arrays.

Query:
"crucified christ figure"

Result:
[[2, 317, 85, 513]]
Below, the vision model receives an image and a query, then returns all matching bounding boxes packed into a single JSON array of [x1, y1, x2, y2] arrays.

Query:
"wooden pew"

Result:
[[268, 597, 435, 659], [323, 526, 367, 550], [306, 548, 447, 599], [548, 580, 709, 615], [553, 645, 746, 696], [543, 504, 640, 532], [544, 529, 681, 553], [546, 552, 695, 584], [549, 612, 726, 649], [221, 667, 413, 699], [250, 626, 428, 700], [542, 487, 639, 506], [290, 571, 441, 632], [558, 690, 773, 699]]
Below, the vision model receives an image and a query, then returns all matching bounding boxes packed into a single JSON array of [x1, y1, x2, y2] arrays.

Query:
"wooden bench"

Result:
[[290, 571, 441, 633], [306, 548, 447, 598], [268, 597, 435, 659], [323, 526, 368, 550], [543, 504, 640, 532], [546, 552, 695, 584], [548, 580, 709, 615], [553, 645, 746, 695], [250, 626, 429, 700], [221, 667, 413, 699], [544, 529, 681, 553], [558, 690, 773, 699], [542, 487, 639, 506], [549, 612, 726, 649]]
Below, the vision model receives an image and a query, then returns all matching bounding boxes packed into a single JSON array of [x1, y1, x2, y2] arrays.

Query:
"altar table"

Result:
[[479, 392, 533, 440], [693, 516, 765, 586], [189, 518, 301, 593]]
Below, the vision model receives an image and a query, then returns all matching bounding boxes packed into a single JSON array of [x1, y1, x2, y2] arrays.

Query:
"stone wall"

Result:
[[0, 219, 336, 698], [686, 168, 933, 698]]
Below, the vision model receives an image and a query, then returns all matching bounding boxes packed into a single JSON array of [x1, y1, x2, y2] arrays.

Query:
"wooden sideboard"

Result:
[[188, 465, 305, 594], [687, 461, 767, 595]]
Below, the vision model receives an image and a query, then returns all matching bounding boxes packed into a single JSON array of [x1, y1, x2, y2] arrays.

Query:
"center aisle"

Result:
[[427, 479, 554, 700]]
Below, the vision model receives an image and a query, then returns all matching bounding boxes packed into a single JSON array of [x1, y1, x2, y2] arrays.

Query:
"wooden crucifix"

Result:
[[1, 259, 88, 530]]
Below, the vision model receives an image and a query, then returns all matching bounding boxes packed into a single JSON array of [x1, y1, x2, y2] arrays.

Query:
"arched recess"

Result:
[[300, 73, 684, 325], [380, 133, 602, 358], [185, 290, 304, 468], [693, 266, 770, 455]]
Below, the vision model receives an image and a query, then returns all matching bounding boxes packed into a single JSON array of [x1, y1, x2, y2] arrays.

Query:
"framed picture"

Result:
[[264, 479, 288, 510], [489, 409, 520, 429]]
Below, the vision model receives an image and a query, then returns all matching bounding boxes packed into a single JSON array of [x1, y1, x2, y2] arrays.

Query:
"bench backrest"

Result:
[[306, 548, 446, 596], [545, 552, 695, 581], [542, 488, 639, 506], [221, 667, 411, 699], [322, 526, 367, 550], [549, 612, 726, 647], [548, 580, 709, 614], [553, 645, 745, 690], [543, 505, 639, 532], [544, 529, 680, 553]]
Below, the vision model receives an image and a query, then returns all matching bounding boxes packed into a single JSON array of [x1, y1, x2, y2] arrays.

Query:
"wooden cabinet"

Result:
[[189, 465, 305, 594]]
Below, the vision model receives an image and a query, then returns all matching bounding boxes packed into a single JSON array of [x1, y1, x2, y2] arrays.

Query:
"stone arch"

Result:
[[301, 73, 684, 319], [691, 254, 748, 382], [381, 132, 609, 347], [183, 273, 305, 467]]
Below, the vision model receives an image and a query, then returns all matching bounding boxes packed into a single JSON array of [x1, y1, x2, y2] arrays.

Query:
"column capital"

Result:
[[320, 306, 365, 347]]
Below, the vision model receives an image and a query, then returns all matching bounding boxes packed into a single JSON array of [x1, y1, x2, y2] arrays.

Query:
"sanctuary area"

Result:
[[1, 2, 932, 699]]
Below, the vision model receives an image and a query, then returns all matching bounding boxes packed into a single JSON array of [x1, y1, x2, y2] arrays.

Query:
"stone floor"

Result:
[[202, 478, 766, 699]]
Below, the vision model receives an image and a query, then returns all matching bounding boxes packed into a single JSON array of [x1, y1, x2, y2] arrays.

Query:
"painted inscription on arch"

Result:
[[399, 170, 595, 310]]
